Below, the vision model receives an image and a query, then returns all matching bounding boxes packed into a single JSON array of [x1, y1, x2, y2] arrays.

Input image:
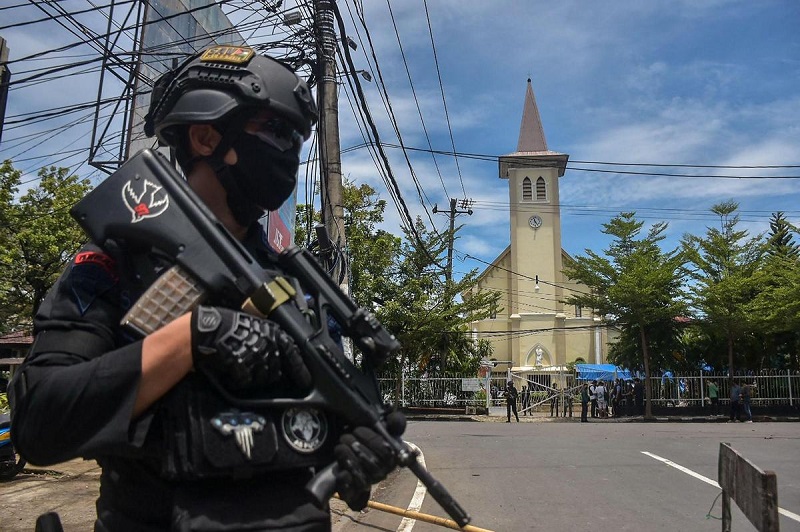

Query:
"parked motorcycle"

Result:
[[0, 412, 26, 480]]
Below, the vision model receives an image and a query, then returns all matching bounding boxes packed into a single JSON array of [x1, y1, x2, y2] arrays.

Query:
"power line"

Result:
[[383, 0, 449, 200], [420, 0, 467, 199], [344, 1, 439, 231], [370, 142, 800, 177], [329, 0, 442, 268], [0, 0, 136, 31]]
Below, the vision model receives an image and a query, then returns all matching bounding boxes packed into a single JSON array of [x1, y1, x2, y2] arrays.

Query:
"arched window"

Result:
[[522, 177, 532, 201], [536, 177, 547, 201]]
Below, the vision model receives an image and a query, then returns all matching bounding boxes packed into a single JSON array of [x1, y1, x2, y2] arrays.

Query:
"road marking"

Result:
[[642, 451, 800, 524], [397, 442, 427, 532]]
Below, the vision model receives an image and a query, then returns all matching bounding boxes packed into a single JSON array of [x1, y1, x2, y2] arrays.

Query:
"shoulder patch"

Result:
[[70, 251, 119, 315], [75, 251, 117, 279]]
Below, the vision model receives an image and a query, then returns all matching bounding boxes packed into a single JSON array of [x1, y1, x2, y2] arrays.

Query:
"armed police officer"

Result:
[[9, 45, 403, 531]]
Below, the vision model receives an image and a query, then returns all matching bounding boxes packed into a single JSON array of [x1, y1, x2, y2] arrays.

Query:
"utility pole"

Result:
[[314, 0, 348, 294], [433, 198, 474, 282], [314, 0, 353, 362], [0, 37, 11, 144]]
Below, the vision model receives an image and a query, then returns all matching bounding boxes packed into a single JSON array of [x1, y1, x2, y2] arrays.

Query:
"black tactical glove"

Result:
[[191, 305, 312, 391], [334, 409, 407, 510]]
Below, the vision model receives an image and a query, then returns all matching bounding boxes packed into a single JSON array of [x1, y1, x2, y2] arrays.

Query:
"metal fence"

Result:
[[377, 371, 481, 408], [644, 371, 799, 407], [377, 369, 800, 408]]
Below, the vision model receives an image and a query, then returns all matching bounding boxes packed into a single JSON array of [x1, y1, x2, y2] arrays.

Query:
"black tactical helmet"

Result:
[[144, 45, 317, 145]]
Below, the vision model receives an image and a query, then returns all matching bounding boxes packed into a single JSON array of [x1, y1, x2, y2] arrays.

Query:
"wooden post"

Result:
[[718, 442, 780, 531], [0, 358, 25, 379], [721, 489, 732, 532]]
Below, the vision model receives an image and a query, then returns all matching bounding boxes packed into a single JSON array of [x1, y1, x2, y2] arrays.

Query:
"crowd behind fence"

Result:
[[645, 371, 798, 407], [377, 370, 799, 409]]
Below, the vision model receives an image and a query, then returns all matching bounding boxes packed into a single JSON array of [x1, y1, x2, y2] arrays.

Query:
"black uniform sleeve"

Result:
[[9, 245, 152, 466]]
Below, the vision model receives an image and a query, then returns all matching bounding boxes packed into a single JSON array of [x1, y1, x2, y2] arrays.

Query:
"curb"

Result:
[[404, 414, 800, 423]]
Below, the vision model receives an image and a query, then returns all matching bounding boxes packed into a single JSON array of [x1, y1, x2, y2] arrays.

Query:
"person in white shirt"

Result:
[[595, 380, 608, 418]]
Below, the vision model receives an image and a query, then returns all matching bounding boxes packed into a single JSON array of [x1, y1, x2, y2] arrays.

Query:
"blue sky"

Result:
[[337, 1, 800, 282], [2, 1, 799, 283]]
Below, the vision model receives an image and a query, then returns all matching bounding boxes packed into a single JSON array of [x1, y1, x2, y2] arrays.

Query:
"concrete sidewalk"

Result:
[[405, 405, 800, 423]]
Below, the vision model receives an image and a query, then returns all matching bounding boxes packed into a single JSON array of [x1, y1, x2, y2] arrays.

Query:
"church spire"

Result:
[[516, 78, 548, 152]]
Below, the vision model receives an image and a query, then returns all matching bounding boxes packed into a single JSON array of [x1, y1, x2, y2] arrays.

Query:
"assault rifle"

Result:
[[70, 149, 471, 528]]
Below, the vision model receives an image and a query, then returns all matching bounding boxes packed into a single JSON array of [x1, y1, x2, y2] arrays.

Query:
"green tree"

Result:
[[0, 162, 91, 331], [294, 202, 317, 249], [764, 211, 799, 260], [562, 212, 687, 418], [749, 212, 800, 370], [295, 181, 402, 309], [0, 161, 21, 335], [296, 187, 497, 376], [682, 201, 764, 383], [377, 218, 499, 375], [341, 182, 401, 309]]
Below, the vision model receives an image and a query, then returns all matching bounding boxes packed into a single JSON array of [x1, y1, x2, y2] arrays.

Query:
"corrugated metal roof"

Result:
[[0, 331, 33, 345]]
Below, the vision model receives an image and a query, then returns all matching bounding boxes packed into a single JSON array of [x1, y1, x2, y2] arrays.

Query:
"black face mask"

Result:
[[216, 132, 300, 227]]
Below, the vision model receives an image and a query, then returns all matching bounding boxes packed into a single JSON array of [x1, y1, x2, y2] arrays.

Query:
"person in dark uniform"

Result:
[[579, 383, 590, 422], [521, 384, 530, 416], [633, 377, 645, 415], [504, 381, 519, 422], [9, 45, 403, 532], [550, 382, 560, 417]]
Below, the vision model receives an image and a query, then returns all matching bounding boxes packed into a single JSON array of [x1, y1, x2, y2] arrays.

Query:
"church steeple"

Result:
[[500, 79, 567, 179], [516, 78, 548, 153], [498, 77, 569, 324]]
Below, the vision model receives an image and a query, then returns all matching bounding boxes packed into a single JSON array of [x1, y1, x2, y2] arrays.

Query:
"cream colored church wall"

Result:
[[473, 253, 512, 320], [507, 167, 563, 303], [564, 318, 602, 364], [471, 318, 512, 363], [516, 328, 559, 367], [508, 318, 608, 367]]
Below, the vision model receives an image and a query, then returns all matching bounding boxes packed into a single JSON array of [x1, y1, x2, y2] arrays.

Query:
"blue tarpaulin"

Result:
[[576, 364, 632, 382]]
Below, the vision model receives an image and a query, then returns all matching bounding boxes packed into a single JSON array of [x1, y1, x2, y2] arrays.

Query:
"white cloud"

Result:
[[3, 0, 798, 273]]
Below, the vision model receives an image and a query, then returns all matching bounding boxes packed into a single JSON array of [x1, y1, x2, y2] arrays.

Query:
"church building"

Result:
[[465, 79, 613, 377]]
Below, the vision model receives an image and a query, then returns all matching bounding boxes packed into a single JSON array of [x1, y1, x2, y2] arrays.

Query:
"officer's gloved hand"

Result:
[[334, 409, 406, 510], [190, 305, 311, 391]]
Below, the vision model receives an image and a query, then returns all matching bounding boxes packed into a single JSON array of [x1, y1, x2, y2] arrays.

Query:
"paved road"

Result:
[[3, 418, 797, 531], [334, 420, 800, 531]]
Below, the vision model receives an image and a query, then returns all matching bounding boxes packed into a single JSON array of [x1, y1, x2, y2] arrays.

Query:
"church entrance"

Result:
[[512, 369, 580, 417]]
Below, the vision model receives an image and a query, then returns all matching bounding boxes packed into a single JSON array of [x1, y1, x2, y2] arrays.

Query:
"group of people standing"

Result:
[[706, 379, 754, 422], [503, 376, 757, 424], [579, 378, 645, 422], [501, 378, 647, 423]]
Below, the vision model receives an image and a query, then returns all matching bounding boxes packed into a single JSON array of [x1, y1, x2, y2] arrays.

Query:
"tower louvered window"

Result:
[[522, 177, 532, 201], [536, 177, 547, 201]]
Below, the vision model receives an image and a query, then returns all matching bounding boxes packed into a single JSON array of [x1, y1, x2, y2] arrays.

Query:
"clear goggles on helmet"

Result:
[[245, 117, 304, 153]]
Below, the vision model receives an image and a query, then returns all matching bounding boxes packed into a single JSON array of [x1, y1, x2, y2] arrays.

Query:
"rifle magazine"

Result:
[[121, 264, 205, 336]]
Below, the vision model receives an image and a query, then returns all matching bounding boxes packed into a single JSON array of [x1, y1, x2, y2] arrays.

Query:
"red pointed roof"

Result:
[[517, 78, 547, 153], [499, 78, 568, 178]]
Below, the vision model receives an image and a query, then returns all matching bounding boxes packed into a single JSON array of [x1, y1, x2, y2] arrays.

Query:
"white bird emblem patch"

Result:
[[122, 178, 170, 223]]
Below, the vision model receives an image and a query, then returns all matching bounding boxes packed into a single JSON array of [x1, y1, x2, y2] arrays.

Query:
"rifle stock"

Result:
[[70, 149, 471, 528]]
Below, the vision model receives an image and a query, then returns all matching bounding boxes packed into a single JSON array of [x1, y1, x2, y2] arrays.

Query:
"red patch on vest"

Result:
[[75, 251, 117, 279]]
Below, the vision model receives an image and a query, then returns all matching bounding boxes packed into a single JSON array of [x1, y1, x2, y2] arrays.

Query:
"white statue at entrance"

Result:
[[535, 346, 544, 366]]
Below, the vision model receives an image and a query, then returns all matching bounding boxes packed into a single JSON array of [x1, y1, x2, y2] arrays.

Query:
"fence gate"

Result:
[[511, 369, 579, 416]]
